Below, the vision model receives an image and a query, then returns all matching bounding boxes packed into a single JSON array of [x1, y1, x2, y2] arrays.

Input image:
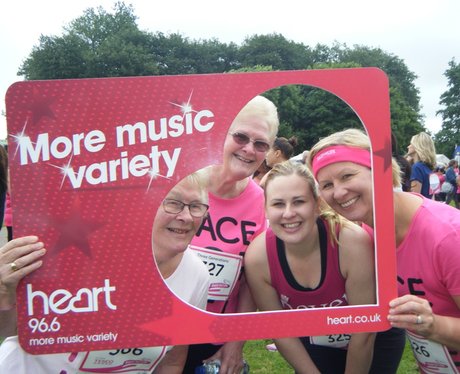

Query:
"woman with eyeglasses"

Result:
[[307, 129, 460, 373], [0, 172, 210, 374], [184, 95, 280, 374]]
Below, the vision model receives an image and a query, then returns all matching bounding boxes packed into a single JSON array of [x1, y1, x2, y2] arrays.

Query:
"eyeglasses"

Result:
[[229, 132, 270, 153], [162, 198, 209, 218]]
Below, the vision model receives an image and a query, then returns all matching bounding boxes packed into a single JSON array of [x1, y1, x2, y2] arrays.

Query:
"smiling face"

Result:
[[265, 174, 319, 245], [152, 177, 207, 260], [222, 115, 270, 180], [316, 161, 373, 225]]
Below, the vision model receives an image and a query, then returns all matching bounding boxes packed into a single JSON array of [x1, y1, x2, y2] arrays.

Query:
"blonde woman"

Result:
[[245, 161, 376, 374], [184, 96, 280, 374], [406, 132, 436, 198], [308, 128, 460, 373]]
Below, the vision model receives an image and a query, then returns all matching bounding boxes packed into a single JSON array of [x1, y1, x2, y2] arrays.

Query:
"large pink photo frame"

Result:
[[5, 68, 397, 354]]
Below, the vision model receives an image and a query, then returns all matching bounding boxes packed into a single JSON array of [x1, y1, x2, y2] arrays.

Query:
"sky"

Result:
[[1, 0, 459, 141]]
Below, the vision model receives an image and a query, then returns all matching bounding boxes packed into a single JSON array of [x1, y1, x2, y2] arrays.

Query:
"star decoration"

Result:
[[147, 168, 171, 192], [20, 88, 56, 127], [49, 198, 104, 257], [10, 122, 31, 160], [49, 155, 75, 190], [139, 297, 217, 343], [373, 137, 392, 171], [169, 90, 198, 121]]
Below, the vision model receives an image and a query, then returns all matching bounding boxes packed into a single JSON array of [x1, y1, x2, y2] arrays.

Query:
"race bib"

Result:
[[310, 334, 351, 349], [190, 246, 242, 301], [79, 346, 168, 373], [407, 331, 459, 374]]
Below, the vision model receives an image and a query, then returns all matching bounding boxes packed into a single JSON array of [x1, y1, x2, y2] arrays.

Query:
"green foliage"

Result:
[[263, 84, 362, 152], [338, 44, 421, 112], [390, 87, 425, 153], [397, 340, 420, 373], [238, 33, 314, 70], [19, 2, 158, 79], [243, 338, 419, 373], [18, 1, 428, 146], [435, 59, 460, 157], [243, 339, 293, 373]]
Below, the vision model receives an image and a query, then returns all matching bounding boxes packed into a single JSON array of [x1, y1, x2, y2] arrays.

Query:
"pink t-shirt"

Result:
[[397, 196, 460, 369], [191, 178, 267, 314]]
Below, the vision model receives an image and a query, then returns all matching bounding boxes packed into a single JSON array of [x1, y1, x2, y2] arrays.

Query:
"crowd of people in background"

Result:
[[0, 95, 459, 374], [403, 133, 460, 208]]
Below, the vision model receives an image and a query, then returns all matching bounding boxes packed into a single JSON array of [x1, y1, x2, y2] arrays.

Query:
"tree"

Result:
[[238, 33, 314, 70], [307, 44, 425, 149], [17, 2, 425, 149], [19, 2, 159, 79], [390, 86, 425, 152], [149, 33, 239, 75], [435, 59, 460, 157]]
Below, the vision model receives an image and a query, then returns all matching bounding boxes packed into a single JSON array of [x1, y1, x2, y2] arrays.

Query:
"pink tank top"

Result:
[[266, 218, 348, 310]]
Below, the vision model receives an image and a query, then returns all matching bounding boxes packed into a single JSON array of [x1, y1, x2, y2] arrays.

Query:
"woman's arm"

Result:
[[410, 180, 422, 193], [153, 345, 187, 374], [339, 224, 376, 374], [244, 233, 320, 374]]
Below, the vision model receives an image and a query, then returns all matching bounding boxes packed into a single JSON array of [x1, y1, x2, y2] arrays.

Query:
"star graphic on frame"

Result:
[[18, 88, 56, 127], [50, 199, 104, 257], [374, 137, 392, 171], [140, 298, 216, 342]]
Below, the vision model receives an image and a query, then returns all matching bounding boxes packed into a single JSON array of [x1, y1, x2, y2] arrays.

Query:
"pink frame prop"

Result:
[[6, 68, 396, 354]]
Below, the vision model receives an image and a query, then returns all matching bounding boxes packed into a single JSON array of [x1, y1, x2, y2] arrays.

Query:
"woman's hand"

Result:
[[203, 341, 245, 374], [0, 236, 46, 309], [388, 295, 434, 337]]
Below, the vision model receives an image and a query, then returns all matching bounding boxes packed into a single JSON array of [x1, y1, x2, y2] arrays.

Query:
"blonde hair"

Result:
[[410, 132, 436, 168], [307, 128, 401, 188], [229, 95, 279, 142], [264, 160, 349, 245]]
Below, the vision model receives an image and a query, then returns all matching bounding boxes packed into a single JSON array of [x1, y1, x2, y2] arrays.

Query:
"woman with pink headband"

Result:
[[308, 128, 460, 374]]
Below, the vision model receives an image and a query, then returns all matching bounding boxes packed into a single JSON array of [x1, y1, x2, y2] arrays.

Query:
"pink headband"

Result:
[[312, 145, 371, 178]]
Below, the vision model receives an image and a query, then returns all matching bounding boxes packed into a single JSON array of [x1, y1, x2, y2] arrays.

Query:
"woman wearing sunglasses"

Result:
[[184, 95, 279, 374], [307, 129, 460, 373], [0, 172, 210, 374]]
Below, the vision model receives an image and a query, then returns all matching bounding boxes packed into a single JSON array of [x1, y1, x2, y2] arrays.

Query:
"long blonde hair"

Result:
[[264, 161, 349, 245], [410, 132, 436, 168]]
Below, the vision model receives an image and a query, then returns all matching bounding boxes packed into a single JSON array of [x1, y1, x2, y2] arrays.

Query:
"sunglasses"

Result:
[[229, 132, 270, 152]]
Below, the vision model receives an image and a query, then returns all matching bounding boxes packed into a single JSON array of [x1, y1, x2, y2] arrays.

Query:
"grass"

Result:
[[0, 336, 420, 372], [243, 338, 419, 373]]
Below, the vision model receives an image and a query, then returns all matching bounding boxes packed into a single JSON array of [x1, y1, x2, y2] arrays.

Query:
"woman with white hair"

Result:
[[0, 172, 210, 373]]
